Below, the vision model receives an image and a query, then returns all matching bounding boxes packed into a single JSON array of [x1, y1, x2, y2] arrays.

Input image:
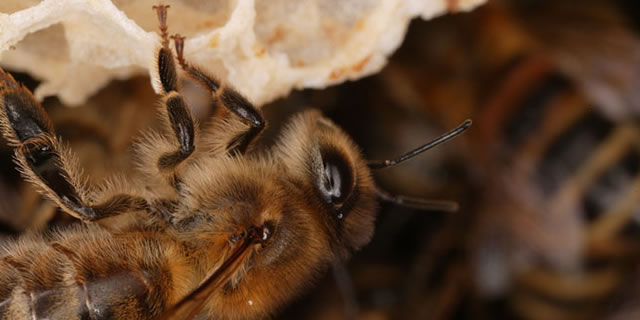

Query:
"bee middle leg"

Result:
[[0, 69, 148, 222]]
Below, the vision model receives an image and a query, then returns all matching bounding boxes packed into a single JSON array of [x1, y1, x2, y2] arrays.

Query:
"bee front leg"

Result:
[[153, 5, 196, 176], [170, 34, 265, 155], [0, 70, 147, 222]]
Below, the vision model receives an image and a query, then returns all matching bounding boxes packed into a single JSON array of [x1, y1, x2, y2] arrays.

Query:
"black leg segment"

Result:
[[158, 92, 195, 169], [0, 70, 54, 146], [158, 47, 179, 94]]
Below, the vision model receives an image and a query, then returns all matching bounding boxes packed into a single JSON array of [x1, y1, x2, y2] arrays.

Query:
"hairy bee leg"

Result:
[[172, 34, 265, 154], [0, 69, 147, 222], [153, 5, 196, 172]]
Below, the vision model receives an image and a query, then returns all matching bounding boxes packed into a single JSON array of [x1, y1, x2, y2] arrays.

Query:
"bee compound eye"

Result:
[[319, 149, 354, 207]]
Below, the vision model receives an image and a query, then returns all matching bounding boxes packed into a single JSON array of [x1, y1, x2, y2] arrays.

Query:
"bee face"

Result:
[[275, 110, 378, 259], [174, 109, 377, 269]]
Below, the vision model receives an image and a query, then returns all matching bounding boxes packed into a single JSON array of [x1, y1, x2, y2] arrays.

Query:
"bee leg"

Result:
[[153, 5, 196, 174], [171, 34, 265, 154], [0, 69, 147, 222]]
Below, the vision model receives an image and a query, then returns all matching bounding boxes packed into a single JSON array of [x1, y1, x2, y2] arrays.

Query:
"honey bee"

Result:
[[0, 5, 469, 320]]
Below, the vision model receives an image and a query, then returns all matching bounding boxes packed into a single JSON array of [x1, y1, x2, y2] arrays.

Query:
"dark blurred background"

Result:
[[3, 0, 640, 319]]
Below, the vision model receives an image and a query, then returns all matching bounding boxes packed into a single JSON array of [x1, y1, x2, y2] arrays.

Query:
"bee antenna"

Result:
[[368, 119, 472, 169], [376, 188, 459, 212]]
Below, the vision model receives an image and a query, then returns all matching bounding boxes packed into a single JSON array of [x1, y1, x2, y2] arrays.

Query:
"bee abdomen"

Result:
[[0, 258, 83, 319], [0, 230, 182, 319], [79, 271, 155, 319]]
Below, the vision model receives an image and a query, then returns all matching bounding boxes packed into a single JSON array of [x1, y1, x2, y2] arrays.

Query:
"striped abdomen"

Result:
[[0, 226, 190, 320]]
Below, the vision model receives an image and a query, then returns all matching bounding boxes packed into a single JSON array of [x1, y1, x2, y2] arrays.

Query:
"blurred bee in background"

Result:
[[356, 0, 640, 319], [0, 5, 469, 319]]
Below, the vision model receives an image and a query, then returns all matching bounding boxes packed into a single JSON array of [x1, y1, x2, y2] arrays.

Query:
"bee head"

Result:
[[274, 110, 378, 260]]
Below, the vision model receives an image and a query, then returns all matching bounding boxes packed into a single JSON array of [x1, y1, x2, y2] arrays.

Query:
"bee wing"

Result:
[[160, 237, 256, 320]]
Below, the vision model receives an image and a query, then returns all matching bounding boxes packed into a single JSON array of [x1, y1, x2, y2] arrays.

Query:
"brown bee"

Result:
[[0, 5, 469, 320]]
